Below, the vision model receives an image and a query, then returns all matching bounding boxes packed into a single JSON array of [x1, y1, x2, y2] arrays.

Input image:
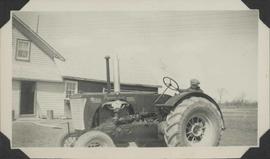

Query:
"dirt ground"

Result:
[[219, 106, 257, 146], [12, 105, 257, 147]]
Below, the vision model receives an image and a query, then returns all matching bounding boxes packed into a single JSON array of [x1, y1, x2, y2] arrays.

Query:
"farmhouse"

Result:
[[12, 15, 160, 119]]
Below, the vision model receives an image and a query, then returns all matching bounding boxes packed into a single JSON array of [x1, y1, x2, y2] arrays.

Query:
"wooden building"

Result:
[[12, 15, 160, 119]]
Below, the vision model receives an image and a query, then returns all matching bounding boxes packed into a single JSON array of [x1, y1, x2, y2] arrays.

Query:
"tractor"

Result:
[[59, 56, 225, 147]]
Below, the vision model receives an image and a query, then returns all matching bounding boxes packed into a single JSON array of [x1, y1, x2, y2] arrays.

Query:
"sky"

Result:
[[14, 11, 258, 101]]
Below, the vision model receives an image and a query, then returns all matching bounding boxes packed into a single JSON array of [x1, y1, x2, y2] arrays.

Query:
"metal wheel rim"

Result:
[[63, 136, 77, 147], [185, 114, 211, 145], [86, 139, 106, 147]]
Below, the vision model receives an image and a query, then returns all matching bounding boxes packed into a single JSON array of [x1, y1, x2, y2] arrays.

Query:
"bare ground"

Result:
[[12, 105, 258, 147], [220, 106, 257, 146]]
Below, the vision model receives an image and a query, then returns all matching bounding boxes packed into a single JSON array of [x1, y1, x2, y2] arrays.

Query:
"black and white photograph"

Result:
[[11, 11, 258, 148]]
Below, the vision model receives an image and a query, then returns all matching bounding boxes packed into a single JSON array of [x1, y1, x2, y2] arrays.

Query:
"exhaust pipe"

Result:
[[105, 56, 111, 93], [113, 55, 120, 93]]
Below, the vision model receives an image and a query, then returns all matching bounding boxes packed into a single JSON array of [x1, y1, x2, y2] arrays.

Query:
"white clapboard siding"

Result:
[[12, 27, 62, 82], [36, 81, 65, 117], [12, 80, 21, 119]]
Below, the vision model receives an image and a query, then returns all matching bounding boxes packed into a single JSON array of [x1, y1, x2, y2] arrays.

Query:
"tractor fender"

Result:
[[164, 92, 225, 129]]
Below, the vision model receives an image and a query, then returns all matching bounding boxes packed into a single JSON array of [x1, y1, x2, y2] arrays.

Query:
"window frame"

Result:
[[15, 38, 31, 62], [64, 80, 78, 99]]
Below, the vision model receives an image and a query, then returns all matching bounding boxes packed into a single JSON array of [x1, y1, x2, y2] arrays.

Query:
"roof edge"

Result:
[[63, 76, 162, 88], [12, 14, 66, 62], [12, 77, 63, 83]]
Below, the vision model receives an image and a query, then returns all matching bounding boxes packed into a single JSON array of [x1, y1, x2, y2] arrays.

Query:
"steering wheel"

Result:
[[163, 77, 180, 91]]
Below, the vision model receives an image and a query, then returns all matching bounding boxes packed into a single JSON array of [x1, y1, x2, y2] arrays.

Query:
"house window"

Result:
[[65, 80, 78, 99], [16, 39, 31, 61]]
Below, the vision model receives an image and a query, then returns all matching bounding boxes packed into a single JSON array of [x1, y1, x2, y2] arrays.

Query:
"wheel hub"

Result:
[[87, 139, 105, 147], [88, 142, 102, 147], [186, 116, 206, 143], [191, 124, 203, 137]]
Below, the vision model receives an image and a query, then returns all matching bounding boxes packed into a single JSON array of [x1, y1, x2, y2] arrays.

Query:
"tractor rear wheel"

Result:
[[164, 97, 222, 147], [74, 130, 115, 147]]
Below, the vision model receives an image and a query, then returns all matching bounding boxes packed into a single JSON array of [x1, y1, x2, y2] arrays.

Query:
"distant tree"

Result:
[[229, 92, 248, 106], [221, 92, 257, 107], [217, 88, 226, 104], [239, 92, 247, 105]]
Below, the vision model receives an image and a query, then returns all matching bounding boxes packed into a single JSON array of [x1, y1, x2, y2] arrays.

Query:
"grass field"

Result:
[[12, 105, 257, 147], [219, 106, 257, 146]]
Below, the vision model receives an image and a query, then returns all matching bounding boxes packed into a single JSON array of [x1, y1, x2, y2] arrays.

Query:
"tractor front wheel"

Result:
[[58, 131, 79, 147], [74, 130, 115, 147], [164, 97, 223, 147]]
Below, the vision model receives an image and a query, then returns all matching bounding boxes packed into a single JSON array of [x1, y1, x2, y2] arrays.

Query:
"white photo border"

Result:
[[0, 0, 269, 158]]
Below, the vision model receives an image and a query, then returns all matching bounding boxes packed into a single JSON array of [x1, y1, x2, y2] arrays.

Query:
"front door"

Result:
[[20, 81, 36, 116]]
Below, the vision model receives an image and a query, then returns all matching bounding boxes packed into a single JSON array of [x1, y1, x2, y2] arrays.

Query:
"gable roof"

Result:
[[12, 15, 65, 62]]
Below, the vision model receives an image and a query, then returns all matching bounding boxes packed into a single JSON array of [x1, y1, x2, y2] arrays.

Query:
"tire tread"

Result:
[[164, 97, 223, 147]]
